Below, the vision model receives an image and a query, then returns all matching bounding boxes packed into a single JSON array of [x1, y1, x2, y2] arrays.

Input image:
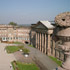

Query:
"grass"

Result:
[[13, 42, 23, 44], [11, 61, 15, 70], [28, 44, 35, 48], [49, 56, 62, 66], [12, 61, 40, 70], [6, 45, 23, 53]]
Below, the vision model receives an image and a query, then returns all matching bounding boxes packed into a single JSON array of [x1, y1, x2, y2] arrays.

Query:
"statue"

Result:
[[55, 12, 70, 70]]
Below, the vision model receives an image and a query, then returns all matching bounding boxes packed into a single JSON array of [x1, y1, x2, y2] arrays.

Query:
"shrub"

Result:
[[22, 48, 30, 54], [18, 45, 24, 49], [28, 44, 35, 48]]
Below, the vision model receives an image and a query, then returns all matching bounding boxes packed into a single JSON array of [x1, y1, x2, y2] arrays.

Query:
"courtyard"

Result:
[[0, 43, 58, 70]]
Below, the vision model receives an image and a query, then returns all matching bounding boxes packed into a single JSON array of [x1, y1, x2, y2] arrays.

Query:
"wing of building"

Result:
[[0, 24, 31, 44]]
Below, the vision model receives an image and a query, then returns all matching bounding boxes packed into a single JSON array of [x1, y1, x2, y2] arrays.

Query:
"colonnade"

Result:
[[36, 32, 51, 56]]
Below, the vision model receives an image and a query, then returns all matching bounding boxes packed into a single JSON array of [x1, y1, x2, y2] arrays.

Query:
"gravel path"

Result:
[[0, 43, 16, 70]]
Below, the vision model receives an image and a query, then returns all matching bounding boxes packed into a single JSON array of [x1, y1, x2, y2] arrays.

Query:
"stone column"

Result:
[[40, 33, 41, 51], [42, 33, 44, 53], [38, 33, 39, 49], [52, 40, 56, 56], [39, 33, 40, 50], [47, 34, 51, 56], [45, 33, 47, 54], [36, 32, 38, 48], [41, 34, 42, 51]]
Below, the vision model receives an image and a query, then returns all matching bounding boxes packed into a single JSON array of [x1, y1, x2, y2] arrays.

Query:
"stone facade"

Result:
[[30, 24, 36, 47], [30, 21, 54, 56], [0, 24, 30, 44]]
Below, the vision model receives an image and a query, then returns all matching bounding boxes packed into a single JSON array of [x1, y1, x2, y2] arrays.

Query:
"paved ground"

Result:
[[24, 44, 58, 70], [0, 43, 16, 70], [14, 44, 58, 70], [14, 51, 34, 63]]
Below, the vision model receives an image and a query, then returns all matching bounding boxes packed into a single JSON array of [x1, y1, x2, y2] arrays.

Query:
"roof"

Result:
[[0, 24, 14, 28], [31, 24, 36, 28], [39, 21, 54, 29]]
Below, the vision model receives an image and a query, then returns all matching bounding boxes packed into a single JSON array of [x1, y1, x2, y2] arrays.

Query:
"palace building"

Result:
[[0, 24, 30, 44], [0, 22, 65, 61]]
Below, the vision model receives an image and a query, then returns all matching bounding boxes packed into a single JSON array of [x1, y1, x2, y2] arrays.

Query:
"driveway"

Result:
[[0, 43, 16, 70], [24, 44, 58, 70]]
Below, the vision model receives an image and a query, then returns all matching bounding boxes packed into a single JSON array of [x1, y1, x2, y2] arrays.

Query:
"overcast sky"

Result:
[[0, 0, 70, 25]]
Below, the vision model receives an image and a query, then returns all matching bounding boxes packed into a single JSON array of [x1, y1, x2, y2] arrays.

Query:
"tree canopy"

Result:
[[8, 22, 17, 26]]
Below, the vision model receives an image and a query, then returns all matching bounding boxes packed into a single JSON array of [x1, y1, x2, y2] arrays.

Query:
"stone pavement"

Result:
[[0, 43, 16, 70], [24, 44, 58, 70], [14, 51, 34, 63]]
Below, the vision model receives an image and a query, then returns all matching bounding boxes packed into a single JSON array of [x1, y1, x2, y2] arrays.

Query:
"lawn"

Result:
[[49, 56, 62, 66], [12, 61, 40, 70], [13, 41, 23, 44], [5, 45, 30, 54], [6, 46, 20, 53]]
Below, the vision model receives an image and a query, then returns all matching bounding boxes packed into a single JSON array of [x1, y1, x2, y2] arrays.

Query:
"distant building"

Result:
[[0, 24, 31, 44]]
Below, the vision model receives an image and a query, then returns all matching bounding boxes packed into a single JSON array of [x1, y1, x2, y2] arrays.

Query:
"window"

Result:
[[2, 37, 7, 41], [8, 37, 12, 40]]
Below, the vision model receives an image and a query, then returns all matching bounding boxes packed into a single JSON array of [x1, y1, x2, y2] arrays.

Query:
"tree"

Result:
[[9, 22, 17, 26]]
